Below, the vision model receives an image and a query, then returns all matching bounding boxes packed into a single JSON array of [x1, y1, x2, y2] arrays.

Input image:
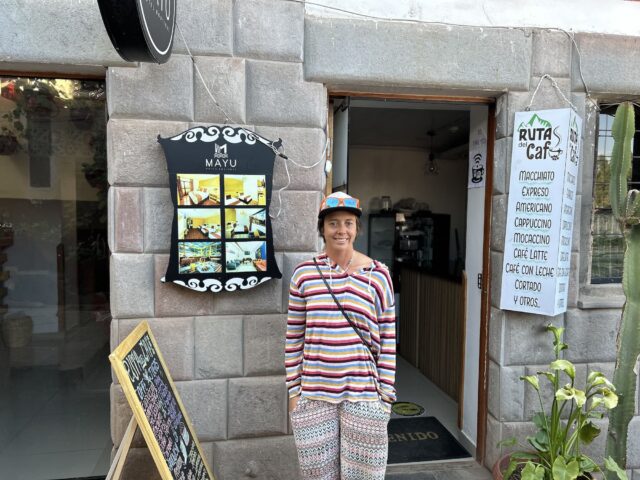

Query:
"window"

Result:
[[591, 104, 640, 283]]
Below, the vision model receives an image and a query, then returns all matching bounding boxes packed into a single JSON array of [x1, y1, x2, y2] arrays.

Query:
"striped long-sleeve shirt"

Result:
[[285, 253, 397, 407]]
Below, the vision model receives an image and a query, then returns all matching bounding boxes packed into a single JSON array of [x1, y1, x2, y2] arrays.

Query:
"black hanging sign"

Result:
[[158, 126, 283, 293], [98, 0, 176, 64]]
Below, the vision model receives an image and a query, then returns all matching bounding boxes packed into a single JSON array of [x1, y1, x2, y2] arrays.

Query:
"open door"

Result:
[[461, 105, 489, 447], [331, 98, 349, 193]]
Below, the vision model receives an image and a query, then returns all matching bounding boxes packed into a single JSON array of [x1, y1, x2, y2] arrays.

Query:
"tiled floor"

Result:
[[0, 360, 111, 480], [387, 356, 491, 479]]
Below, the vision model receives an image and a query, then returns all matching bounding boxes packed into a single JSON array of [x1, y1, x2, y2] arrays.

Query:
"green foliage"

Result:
[[500, 325, 628, 480], [604, 102, 640, 468]]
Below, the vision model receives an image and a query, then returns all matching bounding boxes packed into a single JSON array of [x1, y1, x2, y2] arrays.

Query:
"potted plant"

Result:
[[494, 324, 628, 480]]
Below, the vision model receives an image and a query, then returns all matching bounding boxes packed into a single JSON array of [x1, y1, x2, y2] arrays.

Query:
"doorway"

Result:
[[0, 76, 111, 479], [329, 96, 491, 463]]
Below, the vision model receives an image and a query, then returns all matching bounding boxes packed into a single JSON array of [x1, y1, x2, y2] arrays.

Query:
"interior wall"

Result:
[[348, 146, 468, 268]]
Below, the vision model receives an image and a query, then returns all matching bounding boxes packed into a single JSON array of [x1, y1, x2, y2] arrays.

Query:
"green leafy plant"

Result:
[[499, 325, 627, 480], [604, 101, 640, 468]]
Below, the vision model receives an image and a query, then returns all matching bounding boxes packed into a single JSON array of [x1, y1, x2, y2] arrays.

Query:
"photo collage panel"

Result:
[[176, 174, 269, 275]]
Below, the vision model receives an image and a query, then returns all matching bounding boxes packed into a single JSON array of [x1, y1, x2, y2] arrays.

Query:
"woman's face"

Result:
[[322, 211, 358, 252]]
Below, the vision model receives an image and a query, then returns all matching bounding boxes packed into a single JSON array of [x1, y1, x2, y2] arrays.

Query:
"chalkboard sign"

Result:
[[109, 321, 214, 480]]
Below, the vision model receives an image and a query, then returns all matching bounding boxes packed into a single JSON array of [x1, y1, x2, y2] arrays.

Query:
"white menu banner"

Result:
[[500, 108, 582, 316]]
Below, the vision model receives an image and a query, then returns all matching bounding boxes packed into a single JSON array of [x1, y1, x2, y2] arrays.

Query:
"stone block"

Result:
[[490, 250, 504, 309], [501, 420, 538, 452], [572, 33, 640, 95], [172, 0, 233, 56], [0, 0, 128, 67], [143, 188, 173, 253], [234, 0, 304, 62], [503, 311, 565, 366], [532, 30, 571, 77], [110, 384, 145, 448], [107, 119, 189, 187], [304, 17, 531, 91], [246, 60, 326, 128], [255, 126, 326, 191], [499, 365, 525, 422], [211, 435, 300, 480], [112, 187, 144, 253], [154, 255, 215, 317], [228, 376, 287, 438], [627, 416, 640, 468], [565, 308, 619, 363], [193, 56, 246, 124], [489, 307, 505, 364], [484, 413, 502, 470], [490, 195, 507, 253], [195, 315, 243, 379], [211, 253, 284, 314], [493, 137, 510, 195], [244, 314, 287, 376], [175, 379, 228, 441], [282, 252, 317, 310], [107, 55, 194, 120], [487, 360, 500, 420], [110, 254, 155, 318], [523, 363, 587, 421], [495, 93, 509, 140], [271, 191, 322, 251], [118, 317, 195, 381]]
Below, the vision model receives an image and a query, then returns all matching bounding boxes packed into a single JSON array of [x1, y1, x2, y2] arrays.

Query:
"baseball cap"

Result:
[[318, 192, 362, 219]]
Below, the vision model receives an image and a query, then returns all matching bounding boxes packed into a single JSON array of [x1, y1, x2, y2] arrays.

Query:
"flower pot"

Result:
[[1, 313, 33, 348]]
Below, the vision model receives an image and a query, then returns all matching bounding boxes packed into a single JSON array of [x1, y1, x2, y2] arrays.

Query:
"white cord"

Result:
[[176, 20, 330, 220], [526, 74, 579, 112], [176, 22, 232, 123]]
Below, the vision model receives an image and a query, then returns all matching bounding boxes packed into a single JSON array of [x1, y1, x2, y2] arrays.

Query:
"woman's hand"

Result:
[[288, 395, 301, 413]]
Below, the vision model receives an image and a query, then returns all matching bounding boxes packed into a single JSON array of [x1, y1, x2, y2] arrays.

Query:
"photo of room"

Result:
[[225, 242, 267, 273], [178, 242, 222, 274], [224, 208, 267, 239], [223, 175, 266, 206], [177, 209, 222, 240], [176, 174, 220, 206]]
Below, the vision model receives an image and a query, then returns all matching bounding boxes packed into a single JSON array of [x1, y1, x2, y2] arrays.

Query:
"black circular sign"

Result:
[[98, 0, 176, 64]]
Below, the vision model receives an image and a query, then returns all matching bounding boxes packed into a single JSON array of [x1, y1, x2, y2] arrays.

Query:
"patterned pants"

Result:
[[289, 398, 390, 480]]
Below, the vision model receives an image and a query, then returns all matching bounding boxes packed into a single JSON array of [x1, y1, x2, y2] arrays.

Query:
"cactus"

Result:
[[605, 101, 640, 468]]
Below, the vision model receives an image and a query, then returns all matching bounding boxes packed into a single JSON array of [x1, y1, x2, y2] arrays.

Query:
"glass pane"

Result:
[[0, 77, 109, 478], [591, 105, 640, 284]]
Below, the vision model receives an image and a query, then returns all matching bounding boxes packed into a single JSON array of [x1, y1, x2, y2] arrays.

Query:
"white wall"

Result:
[[348, 146, 467, 266], [306, 0, 640, 36]]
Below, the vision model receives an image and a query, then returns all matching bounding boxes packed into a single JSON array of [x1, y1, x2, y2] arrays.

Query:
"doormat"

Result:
[[387, 417, 471, 464], [392, 401, 425, 416]]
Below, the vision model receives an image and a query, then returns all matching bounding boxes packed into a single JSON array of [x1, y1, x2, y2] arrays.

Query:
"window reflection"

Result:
[[0, 77, 110, 478]]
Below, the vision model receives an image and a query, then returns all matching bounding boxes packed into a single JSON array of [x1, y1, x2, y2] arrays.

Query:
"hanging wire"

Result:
[[175, 21, 329, 219], [525, 74, 579, 112]]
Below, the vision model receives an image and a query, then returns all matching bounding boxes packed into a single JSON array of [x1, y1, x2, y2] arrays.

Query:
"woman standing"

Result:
[[285, 192, 396, 480]]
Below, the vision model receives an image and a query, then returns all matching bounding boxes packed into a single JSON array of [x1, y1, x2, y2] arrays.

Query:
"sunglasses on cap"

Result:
[[321, 196, 360, 209]]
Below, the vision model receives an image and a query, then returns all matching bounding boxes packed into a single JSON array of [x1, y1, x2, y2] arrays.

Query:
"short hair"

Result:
[[317, 216, 362, 241]]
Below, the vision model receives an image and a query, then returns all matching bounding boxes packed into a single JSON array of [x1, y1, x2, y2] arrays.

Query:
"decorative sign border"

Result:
[[109, 321, 215, 480], [159, 126, 282, 292]]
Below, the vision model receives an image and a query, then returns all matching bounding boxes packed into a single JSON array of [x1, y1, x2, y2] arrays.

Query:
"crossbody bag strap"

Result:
[[313, 257, 376, 362]]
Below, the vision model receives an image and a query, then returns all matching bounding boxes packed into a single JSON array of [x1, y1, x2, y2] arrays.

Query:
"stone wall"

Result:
[[106, 2, 324, 478]]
